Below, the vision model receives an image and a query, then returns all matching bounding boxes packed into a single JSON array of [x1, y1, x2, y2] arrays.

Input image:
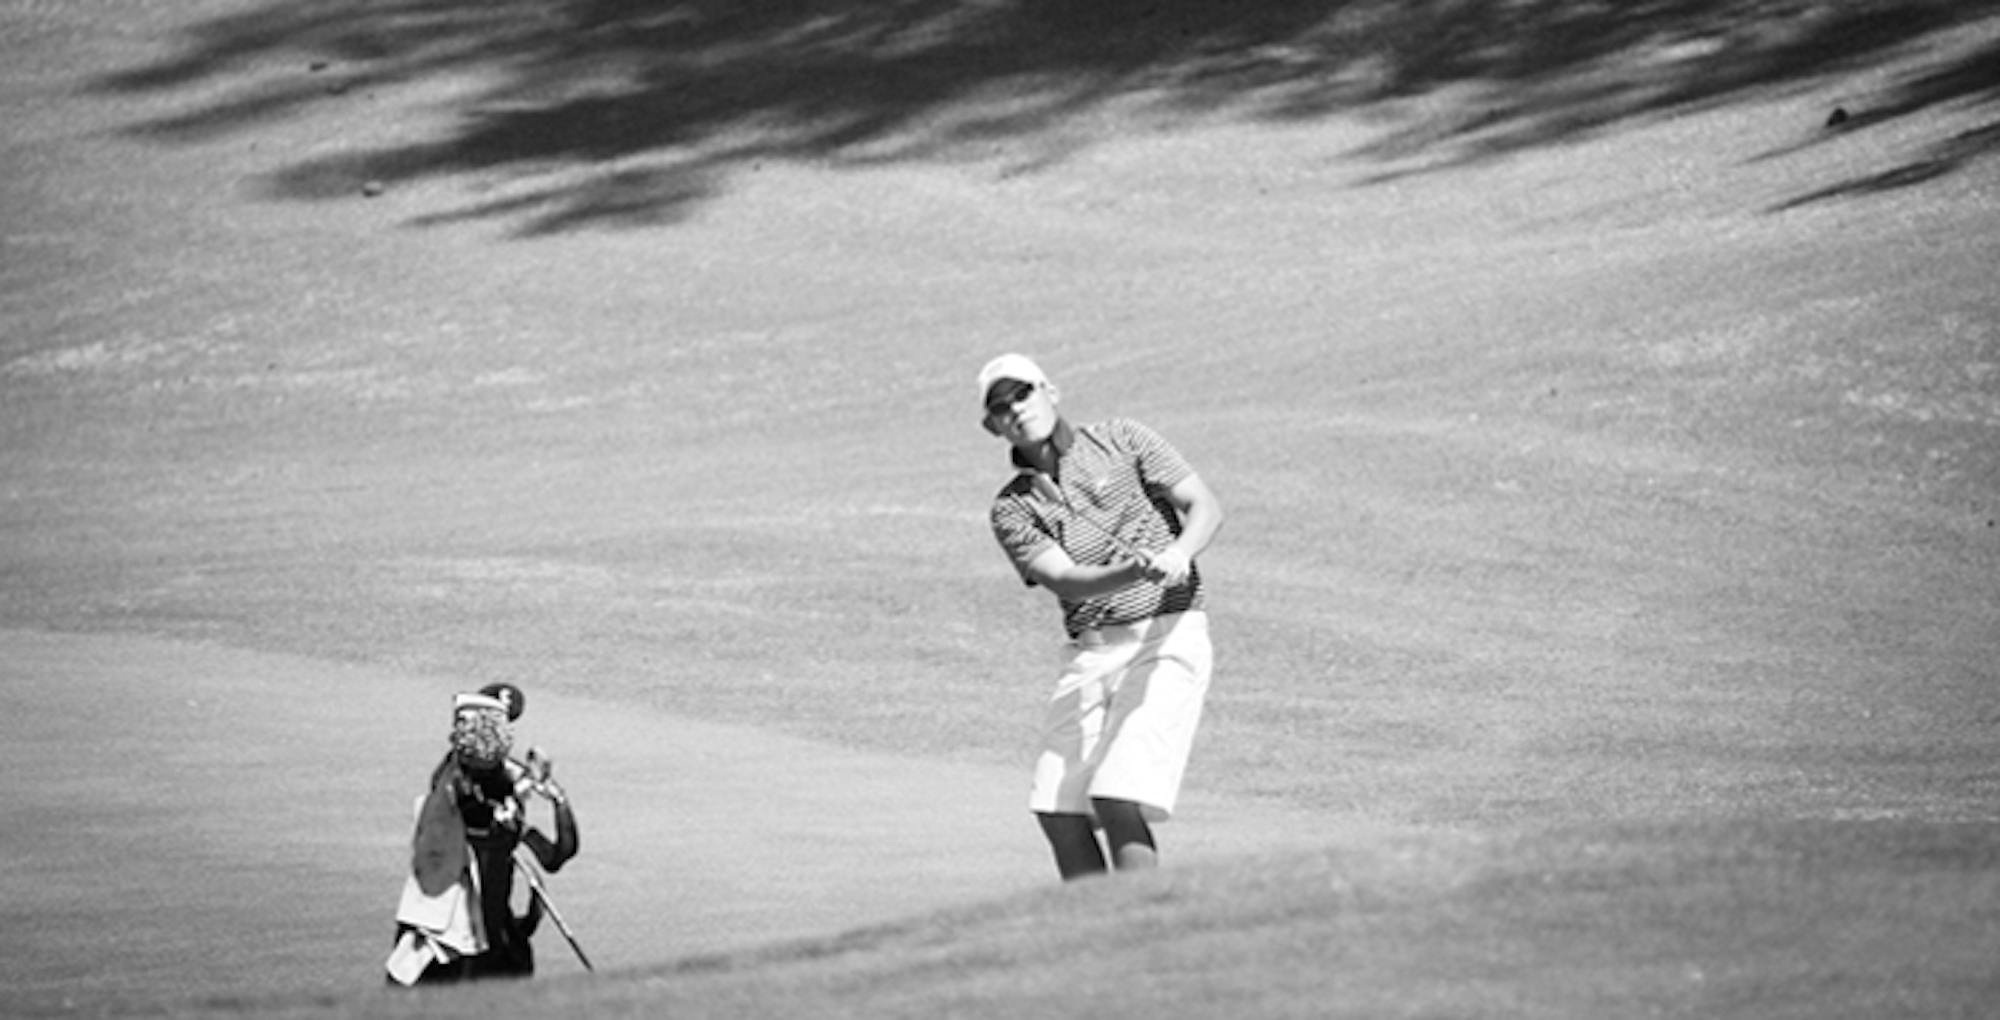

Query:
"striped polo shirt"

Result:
[[989, 417, 1207, 637]]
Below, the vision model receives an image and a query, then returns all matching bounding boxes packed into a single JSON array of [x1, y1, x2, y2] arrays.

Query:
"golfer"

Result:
[[386, 687, 579, 985], [979, 353, 1224, 879]]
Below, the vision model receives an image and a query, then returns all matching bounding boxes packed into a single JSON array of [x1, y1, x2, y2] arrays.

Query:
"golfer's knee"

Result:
[[1037, 812, 1106, 879], [1090, 798, 1157, 871]]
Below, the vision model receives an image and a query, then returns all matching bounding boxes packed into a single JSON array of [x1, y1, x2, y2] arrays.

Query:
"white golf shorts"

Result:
[[1029, 611, 1211, 822]]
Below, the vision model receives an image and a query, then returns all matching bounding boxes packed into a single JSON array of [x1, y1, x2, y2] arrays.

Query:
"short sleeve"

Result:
[[1110, 418, 1194, 494], [989, 476, 1055, 586]]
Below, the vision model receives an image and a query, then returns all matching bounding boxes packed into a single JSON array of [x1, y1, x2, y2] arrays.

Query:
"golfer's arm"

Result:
[[1024, 546, 1150, 599], [525, 797, 579, 872], [1162, 472, 1223, 561]]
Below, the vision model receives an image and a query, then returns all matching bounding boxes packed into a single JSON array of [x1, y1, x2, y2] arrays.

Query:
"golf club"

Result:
[[514, 847, 593, 973], [1024, 470, 1151, 565]]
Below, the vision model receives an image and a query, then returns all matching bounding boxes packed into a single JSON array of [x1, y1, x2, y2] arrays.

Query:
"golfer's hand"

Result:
[[1141, 547, 1192, 587], [525, 746, 554, 785]]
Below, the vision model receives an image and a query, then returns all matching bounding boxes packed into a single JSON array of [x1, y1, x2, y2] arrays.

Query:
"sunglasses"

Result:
[[983, 380, 1040, 421]]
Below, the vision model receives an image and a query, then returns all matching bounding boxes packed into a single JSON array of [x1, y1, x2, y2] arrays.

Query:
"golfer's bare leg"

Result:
[[1092, 797, 1157, 871], [1037, 812, 1107, 880]]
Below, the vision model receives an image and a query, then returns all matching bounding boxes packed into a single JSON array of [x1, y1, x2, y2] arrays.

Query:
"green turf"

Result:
[[3, 2, 1997, 1017]]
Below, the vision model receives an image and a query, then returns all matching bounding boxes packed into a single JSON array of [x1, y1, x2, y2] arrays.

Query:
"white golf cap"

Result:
[[454, 692, 508, 715], [977, 353, 1050, 404]]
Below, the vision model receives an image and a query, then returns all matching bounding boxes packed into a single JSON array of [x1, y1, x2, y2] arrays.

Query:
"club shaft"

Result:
[[515, 851, 594, 971], [1027, 472, 1144, 561]]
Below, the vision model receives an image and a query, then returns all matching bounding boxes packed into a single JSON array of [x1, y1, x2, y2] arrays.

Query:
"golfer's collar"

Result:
[[1008, 419, 1075, 471]]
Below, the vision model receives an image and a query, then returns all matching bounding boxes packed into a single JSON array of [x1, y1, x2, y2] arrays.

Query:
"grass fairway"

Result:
[[3, 1, 1997, 1017], [477, 821, 2000, 1020], [107, 821, 2000, 1020]]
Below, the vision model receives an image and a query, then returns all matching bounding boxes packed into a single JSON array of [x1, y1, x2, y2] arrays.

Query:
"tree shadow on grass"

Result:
[[93, 0, 2000, 235], [1768, 34, 2000, 210]]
